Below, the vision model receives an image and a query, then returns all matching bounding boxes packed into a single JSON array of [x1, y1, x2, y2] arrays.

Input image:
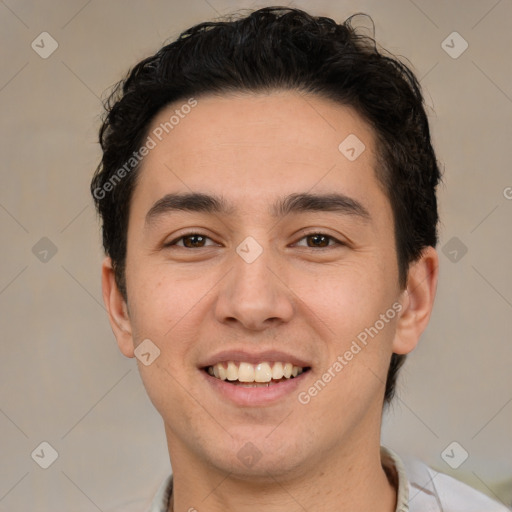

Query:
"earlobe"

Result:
[[101, 257, 135, 358], [392, 246, 439, 355]]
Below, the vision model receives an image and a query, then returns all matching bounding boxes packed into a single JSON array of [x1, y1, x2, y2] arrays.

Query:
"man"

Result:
[[91, 7, 508, 512]]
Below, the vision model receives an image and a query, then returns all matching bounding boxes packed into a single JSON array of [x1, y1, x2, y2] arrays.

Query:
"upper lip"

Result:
[[199, 349, 311, 369]]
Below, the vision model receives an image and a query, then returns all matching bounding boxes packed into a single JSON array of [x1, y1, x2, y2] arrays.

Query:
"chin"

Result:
[[226, 455, 306, 482], [206, 431, 311, 481]]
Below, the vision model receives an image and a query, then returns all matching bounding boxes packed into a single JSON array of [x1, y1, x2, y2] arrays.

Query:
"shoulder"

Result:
[[386, 448, 510, 512]]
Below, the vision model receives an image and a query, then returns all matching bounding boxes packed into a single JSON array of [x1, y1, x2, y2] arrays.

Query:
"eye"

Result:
[[295, 233, 343, 248], [164, 232, 343, 250], [166, 233, 218, 249]]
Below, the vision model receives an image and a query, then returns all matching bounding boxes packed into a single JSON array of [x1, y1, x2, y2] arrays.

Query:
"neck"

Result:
[[165, 433, 397, 512]]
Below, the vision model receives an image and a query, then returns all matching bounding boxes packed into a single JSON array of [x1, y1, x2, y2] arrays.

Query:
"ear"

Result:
[[393, 246, 439, 355], [101, 257, 135, 358]]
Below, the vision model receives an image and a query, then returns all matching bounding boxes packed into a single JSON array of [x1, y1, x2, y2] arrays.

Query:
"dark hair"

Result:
[[91, 6, 441, 404]]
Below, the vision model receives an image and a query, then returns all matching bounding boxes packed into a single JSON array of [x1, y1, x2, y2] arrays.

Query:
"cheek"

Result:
[[296, 261, 397, 338], [126, 267, 215, 389], [301, 289, 398, 426], [127, 264, 204, 338], [127, 275, 203, 415], [298, 261, 399, 399]]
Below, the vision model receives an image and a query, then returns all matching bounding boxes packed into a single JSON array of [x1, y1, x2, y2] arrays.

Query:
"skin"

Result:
[[102, 90, 438, 512]]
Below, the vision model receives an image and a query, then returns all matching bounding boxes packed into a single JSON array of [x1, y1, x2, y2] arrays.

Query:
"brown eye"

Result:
[[183, 235, 207, 248], [293, 232, 345, 250], [167, 233, 217, 248], [306, 234, 331, 248]]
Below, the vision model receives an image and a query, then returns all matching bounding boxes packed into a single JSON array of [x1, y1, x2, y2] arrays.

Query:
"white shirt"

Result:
[[147, 447, 510, 511]]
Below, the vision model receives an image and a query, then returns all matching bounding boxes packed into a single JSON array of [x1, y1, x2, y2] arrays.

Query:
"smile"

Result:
[[205, 361, 309, 387]]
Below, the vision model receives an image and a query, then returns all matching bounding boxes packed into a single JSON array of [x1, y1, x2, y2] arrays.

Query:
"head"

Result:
[[92, 6, 439, 478]]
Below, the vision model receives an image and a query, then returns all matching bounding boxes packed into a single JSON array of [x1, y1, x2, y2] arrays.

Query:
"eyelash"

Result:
[[165, 232, 344, 249]]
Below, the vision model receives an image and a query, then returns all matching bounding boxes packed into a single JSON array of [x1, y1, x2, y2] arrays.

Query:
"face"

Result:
[[104, 90, 433, 480]]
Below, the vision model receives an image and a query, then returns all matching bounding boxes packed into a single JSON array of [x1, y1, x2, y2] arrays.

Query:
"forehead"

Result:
[[133, 91, 386, 213]]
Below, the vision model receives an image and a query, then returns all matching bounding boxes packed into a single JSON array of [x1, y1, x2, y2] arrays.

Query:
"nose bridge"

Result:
[[234, 242, 274, 298], [214, 237, 294, 330]]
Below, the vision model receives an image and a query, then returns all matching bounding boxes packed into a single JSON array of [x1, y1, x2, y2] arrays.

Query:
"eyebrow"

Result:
[[145, 191, 370, 225]]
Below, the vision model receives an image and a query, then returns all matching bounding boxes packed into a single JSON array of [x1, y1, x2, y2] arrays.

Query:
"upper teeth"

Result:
[[207, 362, 304, 383]]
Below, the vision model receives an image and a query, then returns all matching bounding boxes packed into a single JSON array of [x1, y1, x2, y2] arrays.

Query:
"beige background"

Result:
[[1, 0, 511, 510]]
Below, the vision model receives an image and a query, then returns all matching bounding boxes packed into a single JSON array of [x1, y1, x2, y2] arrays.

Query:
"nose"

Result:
[[213, 243, 294, 331]]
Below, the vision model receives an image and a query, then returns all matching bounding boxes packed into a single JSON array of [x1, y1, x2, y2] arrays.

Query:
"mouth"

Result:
[[203, 361, 311, 387]]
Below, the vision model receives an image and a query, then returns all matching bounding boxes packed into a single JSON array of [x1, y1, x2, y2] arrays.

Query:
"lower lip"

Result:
[[202, 370, 309, 406]]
